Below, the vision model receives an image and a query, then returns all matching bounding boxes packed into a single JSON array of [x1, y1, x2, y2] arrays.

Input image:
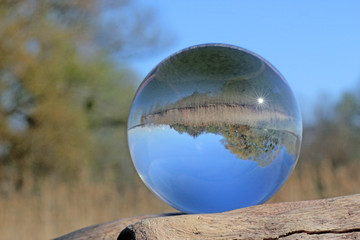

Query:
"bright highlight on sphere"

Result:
[[127, 44, 302, 214]]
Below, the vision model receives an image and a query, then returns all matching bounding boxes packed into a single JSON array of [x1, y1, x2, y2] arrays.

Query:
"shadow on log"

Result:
[[55, 194, 360, 240], [53, 213, 183, 240]]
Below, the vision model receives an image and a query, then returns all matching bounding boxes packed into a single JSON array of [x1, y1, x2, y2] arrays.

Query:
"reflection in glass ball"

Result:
[[127, 44, 302, 214]]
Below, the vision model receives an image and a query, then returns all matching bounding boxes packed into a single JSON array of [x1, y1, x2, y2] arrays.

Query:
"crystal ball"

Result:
[[127, 44, 302, 213]]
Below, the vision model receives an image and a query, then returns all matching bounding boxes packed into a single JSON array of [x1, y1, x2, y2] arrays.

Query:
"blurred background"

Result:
[[0, 0, 360, 239]]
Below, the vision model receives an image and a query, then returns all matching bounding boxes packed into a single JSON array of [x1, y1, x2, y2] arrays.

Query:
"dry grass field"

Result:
[[1, 2, 359, 240], [1, 160, 359, 240], [0, 177, 173, 239]]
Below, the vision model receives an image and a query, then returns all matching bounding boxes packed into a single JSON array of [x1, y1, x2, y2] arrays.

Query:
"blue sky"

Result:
[[128, 125, 295, 212], [131, 0, 360, 117]]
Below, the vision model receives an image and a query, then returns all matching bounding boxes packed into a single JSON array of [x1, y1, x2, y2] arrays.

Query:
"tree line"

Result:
[[0, 0, 167, 193], [0, 0, 359, 194]]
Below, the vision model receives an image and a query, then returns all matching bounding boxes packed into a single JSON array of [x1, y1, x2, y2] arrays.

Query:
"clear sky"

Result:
[[131, 0, 360, 117]]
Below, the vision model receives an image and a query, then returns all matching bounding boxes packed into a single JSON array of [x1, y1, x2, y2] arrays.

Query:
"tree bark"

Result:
[[55, 194, 360, 240]]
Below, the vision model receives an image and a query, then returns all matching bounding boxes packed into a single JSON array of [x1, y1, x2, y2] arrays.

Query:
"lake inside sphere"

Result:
[[127, 44, 302, 214]]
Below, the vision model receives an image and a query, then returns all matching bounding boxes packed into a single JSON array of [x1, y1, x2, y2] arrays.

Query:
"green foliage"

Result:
[[0, 0, 165, 192], [300, 89, 360, 169]]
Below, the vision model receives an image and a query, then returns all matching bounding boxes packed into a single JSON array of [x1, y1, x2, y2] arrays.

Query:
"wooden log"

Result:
[[119, 194, 360, 240], [53, 213, 181, 240], [55, 194, 360, 240]]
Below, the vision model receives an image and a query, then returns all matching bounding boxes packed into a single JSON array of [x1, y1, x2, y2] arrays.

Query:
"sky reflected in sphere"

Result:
[[127, 44, 302, 214]]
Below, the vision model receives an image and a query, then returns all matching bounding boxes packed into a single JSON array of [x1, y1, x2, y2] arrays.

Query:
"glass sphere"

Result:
[[127, 44, 302, 214]]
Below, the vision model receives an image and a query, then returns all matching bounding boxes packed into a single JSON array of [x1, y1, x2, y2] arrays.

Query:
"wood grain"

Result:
[[54, 194, 360, 240], [53, 213, 181, 240]]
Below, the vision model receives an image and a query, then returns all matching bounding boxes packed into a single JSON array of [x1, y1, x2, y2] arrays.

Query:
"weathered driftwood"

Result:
[[55, 194, 360, 240], [53, 213, 182, 240]]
